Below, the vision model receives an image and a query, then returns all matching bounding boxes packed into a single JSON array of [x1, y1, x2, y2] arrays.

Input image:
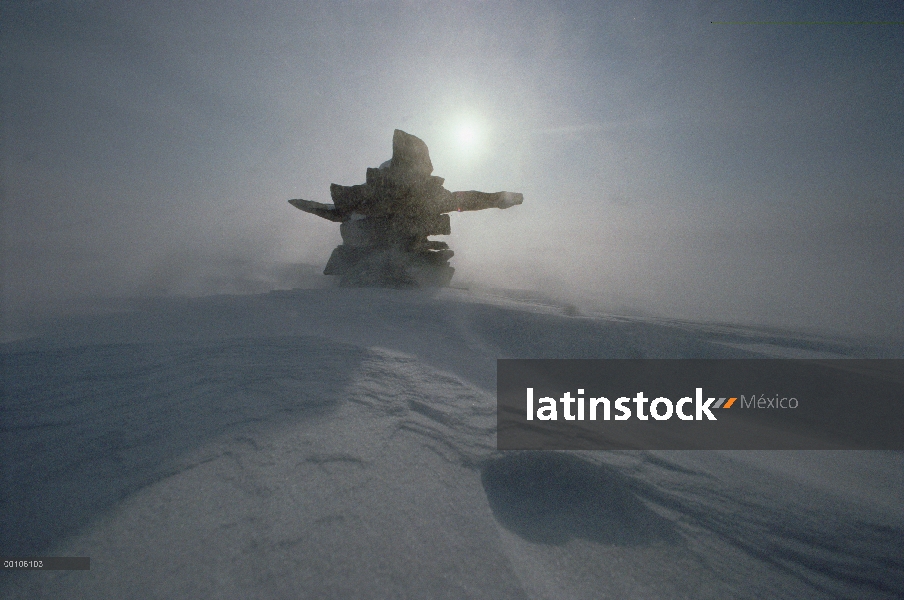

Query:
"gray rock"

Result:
[[329, 183, 371, 214], [433, 190, 524, 213], [339, 214, 451, 247], [287, 130, 522, 287], [388, 129, 433, 177], [323, 246, 453, 288], [287, 198, 344, 222]]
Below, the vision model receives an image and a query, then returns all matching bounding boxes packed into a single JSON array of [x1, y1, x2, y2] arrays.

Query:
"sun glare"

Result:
[[458, 125, 477, 146], [453, 119, 486, 157]]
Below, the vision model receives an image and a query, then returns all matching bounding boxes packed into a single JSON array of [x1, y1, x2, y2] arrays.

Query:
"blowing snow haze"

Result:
[[2, 1, 903, 339]]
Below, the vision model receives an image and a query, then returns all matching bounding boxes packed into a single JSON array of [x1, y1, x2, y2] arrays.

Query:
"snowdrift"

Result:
[[2, 288, 902, 598]]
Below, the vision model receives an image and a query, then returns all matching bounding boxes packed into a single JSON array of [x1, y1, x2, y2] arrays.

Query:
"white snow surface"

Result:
[[2, 287, 902, 599]]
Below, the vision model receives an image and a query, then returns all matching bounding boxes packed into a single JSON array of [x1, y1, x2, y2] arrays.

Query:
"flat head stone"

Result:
[[390, 129, 433, 177]]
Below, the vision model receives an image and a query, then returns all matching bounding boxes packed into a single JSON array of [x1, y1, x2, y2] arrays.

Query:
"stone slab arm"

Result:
[[435, 190, 524, 213], [288, 198, 346, 222]]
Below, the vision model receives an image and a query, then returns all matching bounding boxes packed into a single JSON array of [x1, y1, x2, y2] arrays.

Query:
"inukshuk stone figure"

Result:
[[289, 129, 523, 287]]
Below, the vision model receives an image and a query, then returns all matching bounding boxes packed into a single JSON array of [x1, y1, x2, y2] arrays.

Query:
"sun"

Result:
[[453, 119, 486, 156], [458, 125, 478, 146]]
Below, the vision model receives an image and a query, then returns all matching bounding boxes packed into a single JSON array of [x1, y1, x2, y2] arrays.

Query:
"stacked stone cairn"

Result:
[[289, 129, 523, 287]]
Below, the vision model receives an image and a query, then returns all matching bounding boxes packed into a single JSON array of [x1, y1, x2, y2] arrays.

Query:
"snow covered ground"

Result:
[[2, 287, 902, 598]]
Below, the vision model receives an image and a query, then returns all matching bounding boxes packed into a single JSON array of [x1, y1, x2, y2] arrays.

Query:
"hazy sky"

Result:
[[2, 1, 902, 338]]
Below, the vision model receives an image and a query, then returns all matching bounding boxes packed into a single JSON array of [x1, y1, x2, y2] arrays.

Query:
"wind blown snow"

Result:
[[2, 288, 902, 598]]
